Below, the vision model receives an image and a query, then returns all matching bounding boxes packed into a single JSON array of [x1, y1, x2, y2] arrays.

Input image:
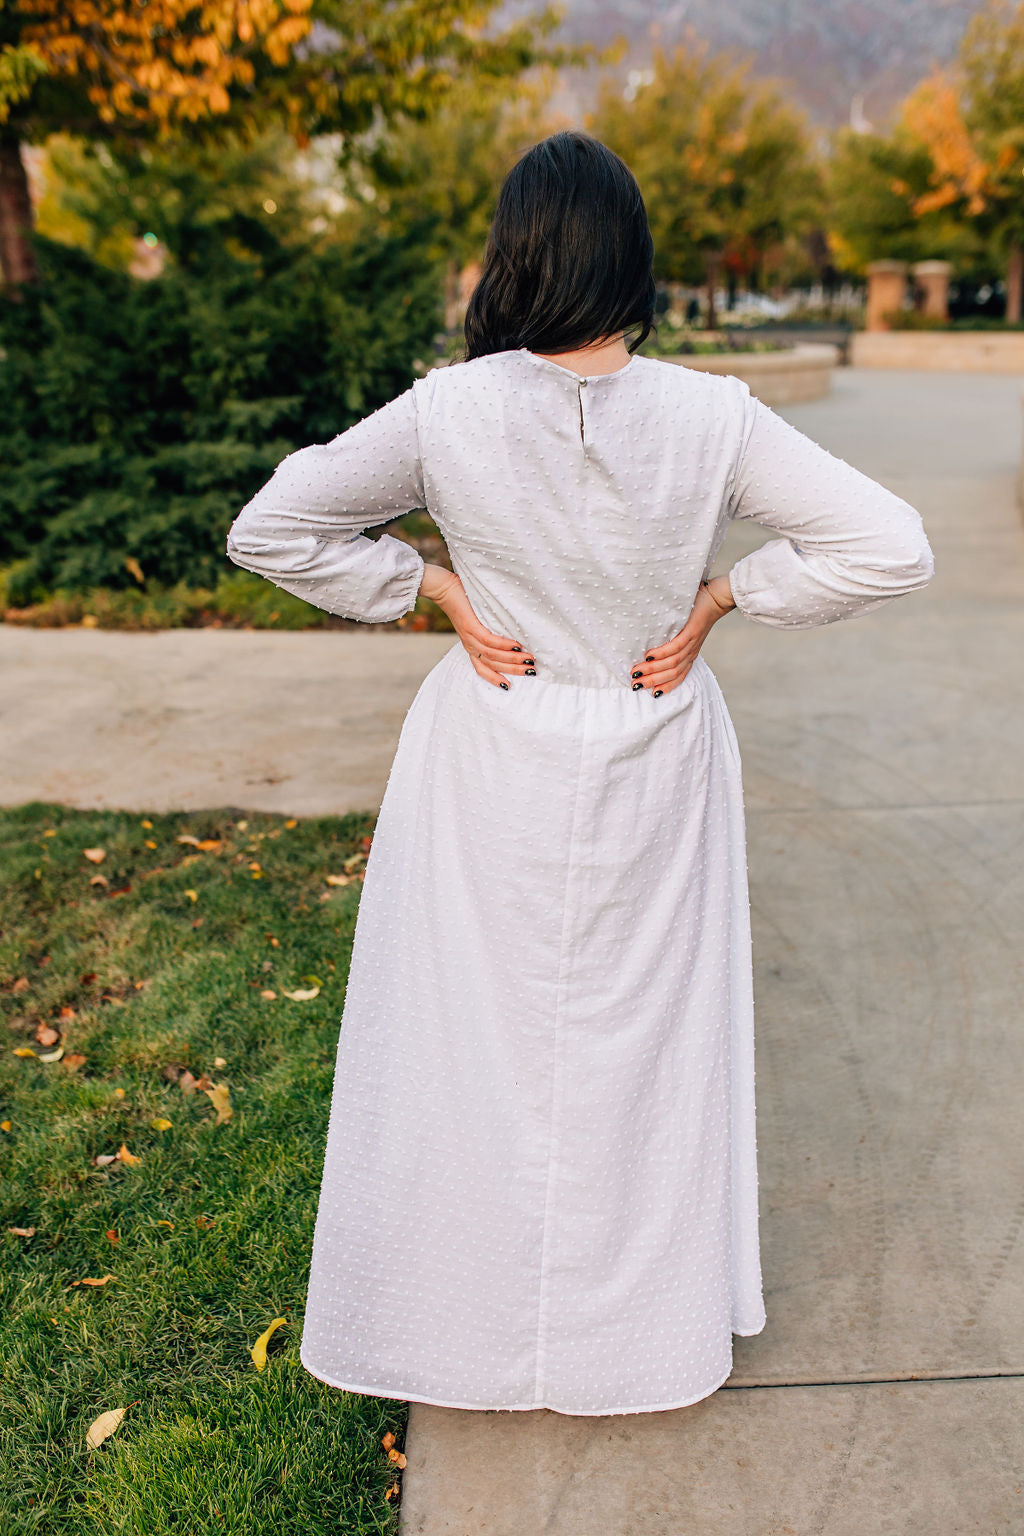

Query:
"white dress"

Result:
[[226, 347, 933, 1415]]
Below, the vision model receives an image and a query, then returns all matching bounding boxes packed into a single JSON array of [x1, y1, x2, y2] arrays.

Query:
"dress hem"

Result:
[[298, 1322, 767, 1417]]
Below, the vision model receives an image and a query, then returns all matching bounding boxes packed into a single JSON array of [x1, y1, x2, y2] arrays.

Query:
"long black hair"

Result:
[[463, 131, 656, 360]]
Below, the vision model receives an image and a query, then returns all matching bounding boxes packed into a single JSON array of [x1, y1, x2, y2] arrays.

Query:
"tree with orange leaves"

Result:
[[0, 0, 566, 288]]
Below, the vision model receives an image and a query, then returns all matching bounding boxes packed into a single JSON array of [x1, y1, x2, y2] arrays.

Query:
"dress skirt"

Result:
[[298, 640, 767, 1416]]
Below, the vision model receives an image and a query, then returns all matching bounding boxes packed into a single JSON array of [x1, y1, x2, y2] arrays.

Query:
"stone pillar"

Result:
[[865, 260, 909, 332], [912, 260, 954, 321]]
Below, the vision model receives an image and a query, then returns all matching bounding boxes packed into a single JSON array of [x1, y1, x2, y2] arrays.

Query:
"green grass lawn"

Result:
[[0, 802, 410, 1535]]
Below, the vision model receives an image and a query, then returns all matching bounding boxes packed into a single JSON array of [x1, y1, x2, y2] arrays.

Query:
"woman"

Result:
[[226, 131, 934, 1416]]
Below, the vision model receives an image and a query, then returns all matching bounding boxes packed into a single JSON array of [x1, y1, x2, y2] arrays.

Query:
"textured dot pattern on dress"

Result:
[[224, 348, 934, 1416]]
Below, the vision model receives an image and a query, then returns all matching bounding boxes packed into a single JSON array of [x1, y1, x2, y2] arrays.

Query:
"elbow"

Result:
[[885, 529, 935, 594], [225, 512, 268, 570]]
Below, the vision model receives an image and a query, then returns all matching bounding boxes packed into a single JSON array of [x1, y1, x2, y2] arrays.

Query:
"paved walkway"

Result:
[[4, 370, 1023, 1532]]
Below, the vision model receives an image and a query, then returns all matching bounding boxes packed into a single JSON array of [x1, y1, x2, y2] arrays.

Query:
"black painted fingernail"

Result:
[[524, 658, 535, 666], [525, 667, 536, 675], [632, 681, 643, 691], [499, 681, 509, 690], [653, 689, 663, 697], [511, 645, 522, 652], [631, 669, 643, 679], [645, 655, 654, 662]]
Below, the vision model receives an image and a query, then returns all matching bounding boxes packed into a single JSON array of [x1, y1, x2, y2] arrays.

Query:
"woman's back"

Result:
[[418, 349, 743, 688], [227, 346, 932, 681]]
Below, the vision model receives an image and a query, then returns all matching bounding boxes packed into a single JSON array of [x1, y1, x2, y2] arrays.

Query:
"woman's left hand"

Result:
[[419, 563, 534, 689]]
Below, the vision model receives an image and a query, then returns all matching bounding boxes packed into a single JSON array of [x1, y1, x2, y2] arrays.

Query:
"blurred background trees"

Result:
[[4, 0, 1024, 617]]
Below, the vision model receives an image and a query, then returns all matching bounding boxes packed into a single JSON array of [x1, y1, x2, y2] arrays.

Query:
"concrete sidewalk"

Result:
[[399, 372, 1024, 1535], [3, 370, 1023, 1532]]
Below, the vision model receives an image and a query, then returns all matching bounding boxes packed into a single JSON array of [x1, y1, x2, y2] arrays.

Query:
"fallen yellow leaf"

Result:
[[12, 1047, 37, 1058], [281, 986, 320, 1001], [324, 873, 355, 887], [86, 1406, 127, 1449], [213, 1056, 226, 1068], [0, 1120, 11, 1132], [285, 818, 298, 829], [184, 889, 198, 903], [113, 1087, 126, 1099], [125, 556, 145, 584], [141, 819, 153, 829], [43, 829, 57, 837], [388, 1449, 408, 1467], [176, 833, 201, 846], [90, 873, 109, 887], [74, 1274, 116, 1287], [117, 1143, 141, 1166], [81, 614, 98, 628], [250, 1316, 287, 1370], [260, 989, 277, 1001], [150, 1117, 172, 1131], [204, 1083, 233, 1124], [145, 839, 157, 850], [83, 848, 106, 864], [381, 1431, 396, 1451]]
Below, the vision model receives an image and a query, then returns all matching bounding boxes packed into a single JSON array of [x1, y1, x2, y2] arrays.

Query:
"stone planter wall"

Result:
[[658, 343, 839, 405], [852, 331, 1024, 372]]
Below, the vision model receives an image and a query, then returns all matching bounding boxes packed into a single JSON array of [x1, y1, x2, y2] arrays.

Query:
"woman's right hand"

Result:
[[628, 575, 737, 696], [419, 563, 535, 690]]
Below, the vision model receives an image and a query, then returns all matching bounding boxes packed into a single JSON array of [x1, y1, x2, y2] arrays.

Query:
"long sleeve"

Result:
[[724, 388, 934, 628], [225, 384, 427, 623]]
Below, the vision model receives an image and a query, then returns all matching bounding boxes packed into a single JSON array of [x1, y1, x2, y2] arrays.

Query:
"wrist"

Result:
[[701, 575, 736, 617], [419, 562, 459, 608]]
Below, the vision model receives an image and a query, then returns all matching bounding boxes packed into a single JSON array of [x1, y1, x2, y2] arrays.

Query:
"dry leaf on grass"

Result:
[[85, 1406, 127, 1450], [118, 1144, 141, 1165], [12, 1047, 37, 1058], [204, 1083, 233, 1123], [381, 1432, 396, 1451], [35, 1024, 59, 1046], [184, 889, 198, 903], [8, 1226, 35, 1237], [12, 977, 29, 993], [196, 1213, 216, 1229], [250, 1316, 287, 1370], [281, 986, 320, 1001], [260, 989, 277, 1001], [63, 1053, 87, 1071], [384, 1482, 400, 1503], [83, 848, 106, 864], [388, 1449, 408, 1468], [70, 1274, 116, 1288], [1, 1120, 11, 1131]]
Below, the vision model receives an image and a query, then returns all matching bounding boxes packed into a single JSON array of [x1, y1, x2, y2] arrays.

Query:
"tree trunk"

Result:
[[0, 128, 40, 292], [1006, 241, 1023, 325], [704, 251, 721, 331]]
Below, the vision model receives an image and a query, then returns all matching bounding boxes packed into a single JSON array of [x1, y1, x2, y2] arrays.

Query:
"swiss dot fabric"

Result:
[[226, 348, 934, 1415]]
